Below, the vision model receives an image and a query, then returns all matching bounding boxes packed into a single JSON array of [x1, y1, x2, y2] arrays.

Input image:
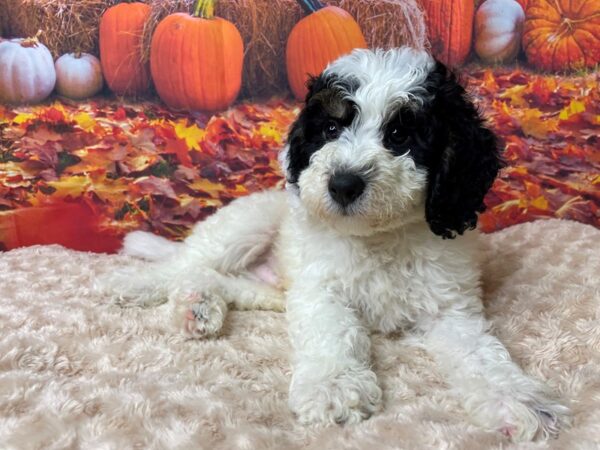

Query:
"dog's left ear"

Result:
[[424, 62, 504, 239]]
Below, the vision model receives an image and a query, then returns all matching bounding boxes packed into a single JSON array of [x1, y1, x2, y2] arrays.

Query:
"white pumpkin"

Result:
[[0, 37, 56, 104], [55, 52, 104, 100], [475, 0, 525, 64]]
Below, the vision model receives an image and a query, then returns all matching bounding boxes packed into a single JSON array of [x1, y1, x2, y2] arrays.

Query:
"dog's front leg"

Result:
[[417, 311, 570, 441], [286, 284, 382, 425]]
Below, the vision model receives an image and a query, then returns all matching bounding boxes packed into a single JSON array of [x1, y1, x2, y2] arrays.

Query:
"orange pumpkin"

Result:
[[150, 0, 244, 111], [286, 1, 367, 100], [99, 2, 151, 96], [522, 0, 600, 71], [421, 0, 475, 66]]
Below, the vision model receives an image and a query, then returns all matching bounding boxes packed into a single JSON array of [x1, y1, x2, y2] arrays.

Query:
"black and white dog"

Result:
[[99, 48, 569, 441]]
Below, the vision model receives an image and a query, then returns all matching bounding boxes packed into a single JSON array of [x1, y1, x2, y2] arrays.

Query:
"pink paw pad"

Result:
[[500, 425, 516, 438]]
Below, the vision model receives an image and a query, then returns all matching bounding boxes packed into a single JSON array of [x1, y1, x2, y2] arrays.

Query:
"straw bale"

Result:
[[4, 0, 116, 57]]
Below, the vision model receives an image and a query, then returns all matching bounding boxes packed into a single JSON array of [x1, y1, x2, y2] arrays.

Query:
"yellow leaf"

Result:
[[13, 112, 36, 124], [174, 120, 206, 151], [73, 112, 97, 131], [87, 176, 134, 206], [559, 99, 586, 120], [500, 84, 528, 108], [257, 123, 282, 142], [188, 178, 226, 197], [46, 176, 91, 198], [520, 109, 558, 139], [507, 166, 528, 176], [530, 195, 549, 210]]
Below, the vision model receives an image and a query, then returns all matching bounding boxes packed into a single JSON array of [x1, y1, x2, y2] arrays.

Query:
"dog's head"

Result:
[[280, 48, 503, 238]]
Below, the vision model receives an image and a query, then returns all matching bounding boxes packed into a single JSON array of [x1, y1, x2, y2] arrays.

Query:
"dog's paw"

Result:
[[470, 391, 570, 442], [173, 292, 227, 339], [289, 368, 382, 425]]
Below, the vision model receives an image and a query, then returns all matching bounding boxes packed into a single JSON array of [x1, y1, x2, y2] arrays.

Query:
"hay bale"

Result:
[[143, 0, 427, 99], [0, 0, 7, 37], [4, 0, 116, 57], [336, 0, 427, 51]]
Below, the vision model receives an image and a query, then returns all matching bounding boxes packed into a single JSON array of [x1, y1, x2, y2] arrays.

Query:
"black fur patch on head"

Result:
[[421, 61, 504, 239], [285, 74, 358, 184]]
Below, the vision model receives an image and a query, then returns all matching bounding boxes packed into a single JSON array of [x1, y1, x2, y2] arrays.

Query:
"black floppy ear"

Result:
[[424, 62, 504, 239]]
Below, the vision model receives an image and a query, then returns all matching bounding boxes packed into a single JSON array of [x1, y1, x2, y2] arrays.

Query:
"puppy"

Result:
[[98, 48, 570, 441]]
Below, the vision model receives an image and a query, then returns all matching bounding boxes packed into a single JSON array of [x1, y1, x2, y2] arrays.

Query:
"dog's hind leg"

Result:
[[97, 189, 288, 332], [181, 189, 288, 273], [120, 189, 288, 272]]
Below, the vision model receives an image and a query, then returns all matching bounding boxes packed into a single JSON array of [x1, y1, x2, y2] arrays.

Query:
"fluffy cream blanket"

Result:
[[1, 219, 599, 449]]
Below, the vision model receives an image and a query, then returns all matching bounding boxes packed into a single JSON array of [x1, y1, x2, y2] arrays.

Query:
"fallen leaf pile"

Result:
[[466, 67, 599, 233], [0, 99, 297, 251], [0, 66, 598, 252]]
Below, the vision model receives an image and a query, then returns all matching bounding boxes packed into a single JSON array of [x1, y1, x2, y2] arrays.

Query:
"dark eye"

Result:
[[324, 120, 340, 140], [389, 127, 409, 145]]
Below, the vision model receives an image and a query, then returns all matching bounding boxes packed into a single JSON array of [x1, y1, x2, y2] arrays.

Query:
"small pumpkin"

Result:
[[55, 53, 104, 100], [421, 0, 475, 66], [286, 0, 367, 100], [150, 0, 244, 111], [522, 0, 600, 71], [99, 2, 151, 96], [0, 35, 56, 104], [475, 0, 525, 64]]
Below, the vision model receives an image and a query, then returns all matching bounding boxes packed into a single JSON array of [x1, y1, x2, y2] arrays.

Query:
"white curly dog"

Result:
[[98, 48, 570, 441]]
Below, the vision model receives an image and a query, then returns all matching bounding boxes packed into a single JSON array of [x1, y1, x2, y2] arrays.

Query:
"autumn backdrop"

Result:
[[0, 0, 598, 252]]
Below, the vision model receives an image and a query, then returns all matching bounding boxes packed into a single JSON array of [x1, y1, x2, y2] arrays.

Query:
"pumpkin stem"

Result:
[[296, 0, 326, 14], [193, 0, 216, 19], [21, 29, 43, 48]]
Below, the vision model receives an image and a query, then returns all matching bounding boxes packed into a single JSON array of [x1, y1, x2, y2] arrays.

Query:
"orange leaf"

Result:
[[164, 138, 193, 168]]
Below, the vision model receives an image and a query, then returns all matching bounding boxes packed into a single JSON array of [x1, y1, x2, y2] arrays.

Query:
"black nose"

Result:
[[328, 172, 366, 207]]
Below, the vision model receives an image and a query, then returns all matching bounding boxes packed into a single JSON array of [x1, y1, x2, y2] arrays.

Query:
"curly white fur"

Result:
[[97, 48, 570, 441]]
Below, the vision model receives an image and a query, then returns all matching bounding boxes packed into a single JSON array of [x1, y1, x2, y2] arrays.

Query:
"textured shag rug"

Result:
[[0, 219, 599, 449]]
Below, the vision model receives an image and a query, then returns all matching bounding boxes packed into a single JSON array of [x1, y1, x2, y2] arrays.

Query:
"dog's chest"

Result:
[[282, 226, 439, 332], [333, 239, 428, 332]]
